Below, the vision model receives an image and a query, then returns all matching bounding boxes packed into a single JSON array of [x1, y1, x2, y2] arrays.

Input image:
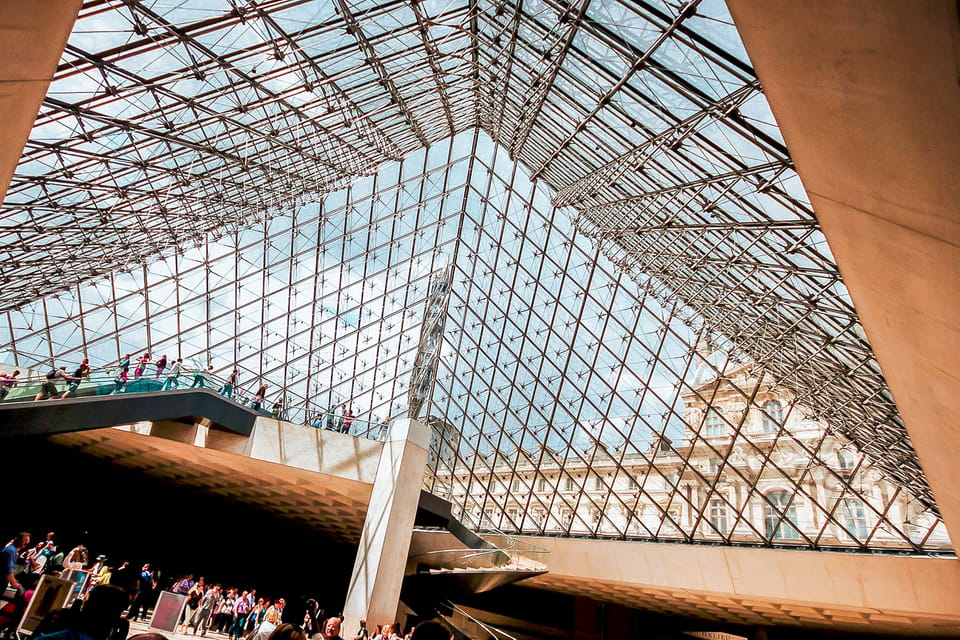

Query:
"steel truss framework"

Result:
[[0, 0, 947, 552]]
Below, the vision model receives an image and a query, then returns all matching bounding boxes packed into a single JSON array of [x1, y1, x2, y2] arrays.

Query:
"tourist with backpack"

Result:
[[35, 366, 70, 400]]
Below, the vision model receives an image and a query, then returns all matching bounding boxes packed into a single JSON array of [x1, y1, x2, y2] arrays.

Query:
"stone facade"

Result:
[[435, 367, 950, 550]]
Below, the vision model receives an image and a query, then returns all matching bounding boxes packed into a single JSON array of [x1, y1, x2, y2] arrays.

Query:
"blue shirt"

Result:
[[1, 542, 18, 591]]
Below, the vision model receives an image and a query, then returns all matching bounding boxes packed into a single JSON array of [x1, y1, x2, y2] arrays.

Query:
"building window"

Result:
[[709, 458, 723, 475], [565, 475, 576, 491], [764, 490, 800, 540], [837, 449, 854, 470], [761, 400, 782, 433], [507, 508, 518, 522], [538, 476, 547, 492], [704, 408, 725, 437], [561, 510, 573, 528], [511, 478, 521, 492], [709, 499, 729, 535], [594, 475, 604, 491], [842, 498, 869, 539], [628, 475, 639, 490]]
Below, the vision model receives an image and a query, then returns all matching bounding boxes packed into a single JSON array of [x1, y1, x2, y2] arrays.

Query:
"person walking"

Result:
[[133, 353, 151, 379], [1, 532, 29, 597], [219, 369, 238, 398], [61, 359, 90, 398], [112, 368, 129, 394], [0, 370, 20, 401], [191, 364, 214, 388], [195, 585, 219, 636], [163, 358, 184, 390], [154, 355, 168, 379], [178, 578, 204, 634], [35, 366, 70, 400]]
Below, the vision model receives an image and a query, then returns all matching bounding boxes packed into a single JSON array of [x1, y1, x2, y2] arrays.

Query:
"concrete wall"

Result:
[[726, 0, 960, 541]]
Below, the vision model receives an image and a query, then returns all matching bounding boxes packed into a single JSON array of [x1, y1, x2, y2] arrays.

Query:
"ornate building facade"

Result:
[[438, 366, 950, 551]]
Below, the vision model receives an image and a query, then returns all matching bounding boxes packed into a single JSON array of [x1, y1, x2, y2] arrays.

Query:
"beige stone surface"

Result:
[[343, 419, 431, 636], [519, 535, 960, 634], [725, 0, 960, 540], [0, 0, 82, 202], [50, 420, 380, 543]]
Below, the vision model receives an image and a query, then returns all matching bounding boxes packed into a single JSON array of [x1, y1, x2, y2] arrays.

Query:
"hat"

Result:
[[97, 554, 107, 560]]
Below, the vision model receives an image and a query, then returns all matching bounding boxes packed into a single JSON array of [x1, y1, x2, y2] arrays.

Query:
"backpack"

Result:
[[47, 369, 58, 380]]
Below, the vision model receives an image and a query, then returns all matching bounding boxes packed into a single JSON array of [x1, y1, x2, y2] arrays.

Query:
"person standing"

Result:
[[341, 408, 354, 434], [126, 563, 156, 622], [350, 619, 369, 640], [172, 574, 195, 595], [325, 405, 336, 430], [334, 403, 346, 432], [252, 384, 268, 411], [111, 561, 138, 597], [1, 532, 29, 596]]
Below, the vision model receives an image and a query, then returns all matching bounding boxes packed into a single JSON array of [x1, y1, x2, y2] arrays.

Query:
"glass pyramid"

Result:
[[0, 0, 948, 553]]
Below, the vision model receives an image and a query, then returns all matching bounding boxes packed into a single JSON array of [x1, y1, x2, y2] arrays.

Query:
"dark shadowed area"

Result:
[[4, 436, 356, 622]]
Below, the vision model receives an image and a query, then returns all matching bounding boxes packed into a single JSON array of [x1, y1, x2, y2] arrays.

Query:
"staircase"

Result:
[[402, 509, 549, 638]]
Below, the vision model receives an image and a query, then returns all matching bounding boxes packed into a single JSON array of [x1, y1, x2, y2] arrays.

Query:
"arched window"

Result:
[[704, 408, 725, 437], [761, 400, 783, 433], [764, 490, 800, 540]]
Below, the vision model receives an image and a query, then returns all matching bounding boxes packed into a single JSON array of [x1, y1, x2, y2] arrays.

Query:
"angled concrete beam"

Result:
[[0, 0, 82, 201], [343, 418, 431, 635], [727, 0, 960, 541]]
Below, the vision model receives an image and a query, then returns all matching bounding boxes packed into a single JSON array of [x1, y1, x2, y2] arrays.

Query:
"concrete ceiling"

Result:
[[49, 424, 373, 544]]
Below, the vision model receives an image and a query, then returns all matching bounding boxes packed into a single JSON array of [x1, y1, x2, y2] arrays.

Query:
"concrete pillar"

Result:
[[342, 418, 431, 635]]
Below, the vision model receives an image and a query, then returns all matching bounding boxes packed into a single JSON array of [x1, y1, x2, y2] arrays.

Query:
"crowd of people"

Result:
[[0, 355, 290, 420], [0, 356, 386, 437], [310, 404, 357, 434], [3, 531, 452, 640]]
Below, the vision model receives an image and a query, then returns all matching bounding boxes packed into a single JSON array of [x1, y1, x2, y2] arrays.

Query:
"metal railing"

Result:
[[410, 527, 549, 572], [444, 601, 519, 640], [0, 361, 386, 442]]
